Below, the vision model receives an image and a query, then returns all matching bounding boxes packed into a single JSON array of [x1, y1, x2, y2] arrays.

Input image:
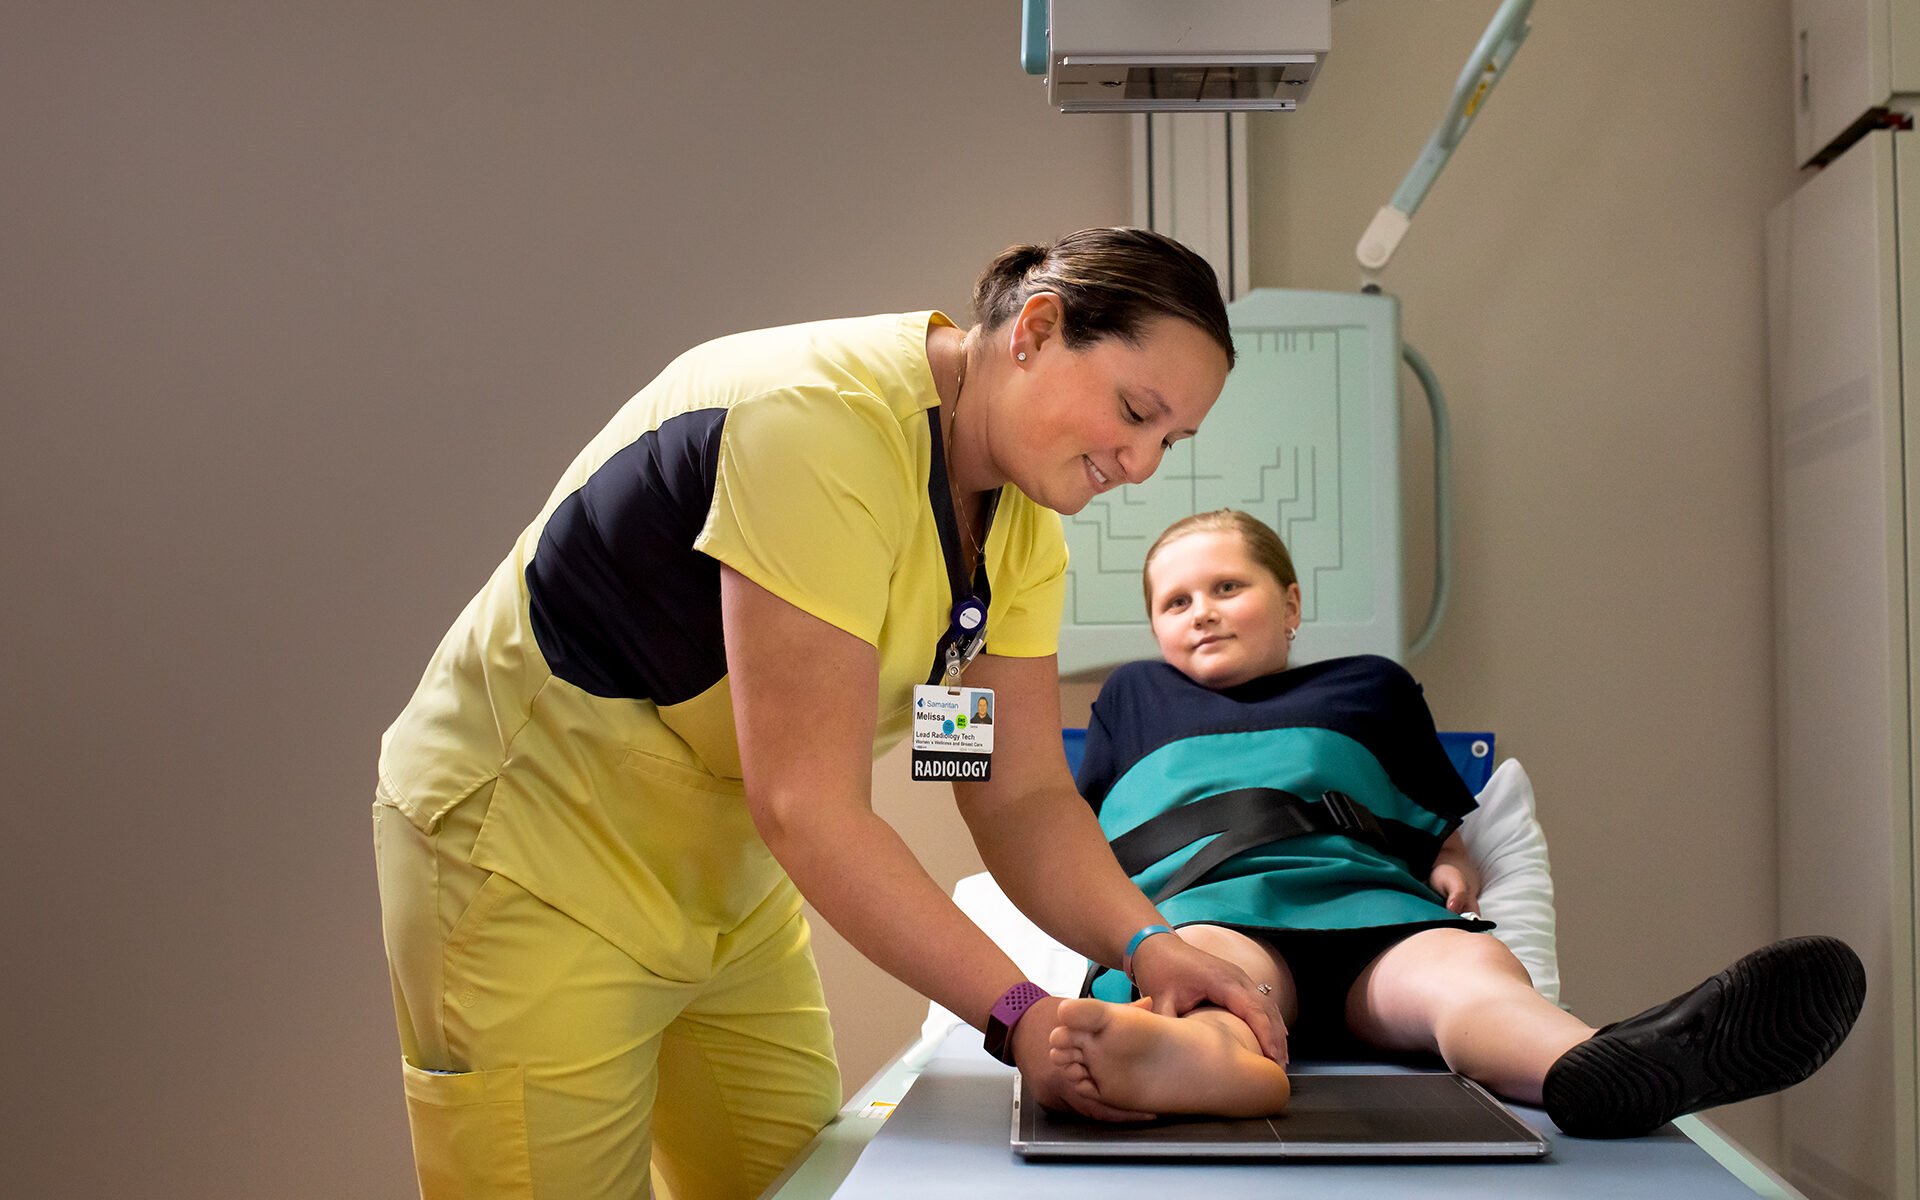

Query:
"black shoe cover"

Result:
[[1542, 935, 1865, 1139]]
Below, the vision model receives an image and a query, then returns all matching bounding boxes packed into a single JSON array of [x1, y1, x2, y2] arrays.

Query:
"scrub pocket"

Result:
[[401, 1059, 533, 1198]]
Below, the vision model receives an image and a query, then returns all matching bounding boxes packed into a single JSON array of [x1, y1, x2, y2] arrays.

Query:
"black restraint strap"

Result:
[[1109, 787, 1429, 905]]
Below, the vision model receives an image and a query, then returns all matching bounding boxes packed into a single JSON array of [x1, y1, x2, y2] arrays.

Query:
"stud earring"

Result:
[[1017, 351, 1027, 361]]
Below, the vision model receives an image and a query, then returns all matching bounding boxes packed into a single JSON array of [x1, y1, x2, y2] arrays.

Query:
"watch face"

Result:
[[985, 1021, 1013, 1064]]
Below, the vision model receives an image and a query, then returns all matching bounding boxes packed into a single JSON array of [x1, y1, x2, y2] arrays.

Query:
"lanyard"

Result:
[[924, 404, 998, 686]]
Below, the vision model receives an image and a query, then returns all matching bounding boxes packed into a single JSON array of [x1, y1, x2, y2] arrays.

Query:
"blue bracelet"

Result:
[[1123, 923, 1175, 985]]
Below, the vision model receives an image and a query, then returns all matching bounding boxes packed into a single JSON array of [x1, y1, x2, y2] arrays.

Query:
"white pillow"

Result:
[[1458, 758, 1560, 1006], [917, 757, 1561, 1050]]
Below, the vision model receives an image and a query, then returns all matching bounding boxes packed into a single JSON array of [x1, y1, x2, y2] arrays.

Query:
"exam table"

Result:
[[761, 739, 1807, 1198], [760, 1027, 1806, 1199]]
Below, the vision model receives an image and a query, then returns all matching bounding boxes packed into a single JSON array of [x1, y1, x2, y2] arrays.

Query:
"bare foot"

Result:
[[1047, 997, 1291, 1118]]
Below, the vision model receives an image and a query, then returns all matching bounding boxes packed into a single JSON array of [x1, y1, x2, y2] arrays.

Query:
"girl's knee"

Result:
[[1176, 923, 1258, 958], [1403, 928, 1527, 975], [1176, 924, 1299, 1021], [1178, 925, 1294, 984], [1427, 936, 1542, 1021], [1357, 930, 1533, 1012], [1454, 931, 1532, 984]]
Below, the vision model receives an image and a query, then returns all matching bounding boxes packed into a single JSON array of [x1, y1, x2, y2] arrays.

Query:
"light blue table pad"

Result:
[[827, 1028, 1777, 1200]]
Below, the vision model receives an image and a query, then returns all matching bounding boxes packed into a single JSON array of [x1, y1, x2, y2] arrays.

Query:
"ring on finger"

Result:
[[1255, 983, 1273, 996]]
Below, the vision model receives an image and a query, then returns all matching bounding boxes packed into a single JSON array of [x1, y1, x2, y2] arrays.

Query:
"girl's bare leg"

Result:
[[1345, 928, 1593, 1103], [1046, 924, 1295, 1118]]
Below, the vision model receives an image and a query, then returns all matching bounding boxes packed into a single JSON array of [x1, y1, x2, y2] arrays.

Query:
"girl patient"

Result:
[[1047, 509, 1865, 1138]]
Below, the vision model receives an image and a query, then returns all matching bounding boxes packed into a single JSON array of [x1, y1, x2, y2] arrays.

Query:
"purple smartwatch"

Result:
[[983, 981, 1049, 1066]]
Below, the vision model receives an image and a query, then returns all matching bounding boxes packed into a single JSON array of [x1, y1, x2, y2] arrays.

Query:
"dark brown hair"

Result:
[[1141, 509, 1299, 610], [971, 227, 1236, 367]]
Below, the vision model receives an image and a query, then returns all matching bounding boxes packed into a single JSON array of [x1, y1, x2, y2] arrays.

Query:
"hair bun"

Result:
[[1001, 243, 1049, 275], [971, 242, 1051, 328], [985, 242, 1050, 286]]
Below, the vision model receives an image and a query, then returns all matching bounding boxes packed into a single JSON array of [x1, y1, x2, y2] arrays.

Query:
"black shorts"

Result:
[[1078, 919, 1494, 1056], [1251, 921, 1490, 1057]]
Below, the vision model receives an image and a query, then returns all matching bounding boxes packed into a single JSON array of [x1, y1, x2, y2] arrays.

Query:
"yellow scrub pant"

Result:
[[373, 785, 841, 1199]]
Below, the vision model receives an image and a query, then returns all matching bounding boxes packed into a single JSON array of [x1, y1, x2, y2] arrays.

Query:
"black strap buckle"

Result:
[[1319, 790, 1384, 842]]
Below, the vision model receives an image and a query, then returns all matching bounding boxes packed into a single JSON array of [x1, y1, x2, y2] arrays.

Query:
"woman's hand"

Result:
[[1127, 933, 1289, 1064], [1010, 995, 1156, 1122], [1427, 830, 1481, 915]]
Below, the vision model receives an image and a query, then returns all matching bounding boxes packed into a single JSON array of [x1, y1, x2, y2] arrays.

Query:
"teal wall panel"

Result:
[[1058, 288, 1403, 674]]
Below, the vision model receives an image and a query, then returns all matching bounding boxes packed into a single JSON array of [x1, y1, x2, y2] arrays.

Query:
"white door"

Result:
[[1767, 126, 1917, 1200]]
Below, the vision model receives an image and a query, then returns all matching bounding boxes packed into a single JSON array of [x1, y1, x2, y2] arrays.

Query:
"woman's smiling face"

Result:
[[996, 310, 1228, 516]]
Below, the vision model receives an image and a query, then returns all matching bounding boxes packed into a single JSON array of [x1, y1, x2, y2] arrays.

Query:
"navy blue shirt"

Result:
[[1078, 655, 1485, 1001]]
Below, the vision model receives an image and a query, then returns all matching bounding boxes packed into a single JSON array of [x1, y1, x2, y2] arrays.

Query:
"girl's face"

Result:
[[1147, 529, 1301, 689], [994, 306, 1228, 516]]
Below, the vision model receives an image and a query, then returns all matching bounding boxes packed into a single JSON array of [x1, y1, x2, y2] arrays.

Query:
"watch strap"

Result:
[[983, 981, 1049, 1066]]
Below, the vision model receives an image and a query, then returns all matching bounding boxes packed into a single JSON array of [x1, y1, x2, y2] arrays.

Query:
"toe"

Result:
[[1057, 997, 1110, 1034]]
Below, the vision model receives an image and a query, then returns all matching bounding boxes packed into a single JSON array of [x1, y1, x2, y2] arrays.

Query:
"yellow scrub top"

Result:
[[377, 311, 1068, 983]]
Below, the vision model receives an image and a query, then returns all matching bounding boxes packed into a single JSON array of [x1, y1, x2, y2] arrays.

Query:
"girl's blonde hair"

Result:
[[1141, 509, 1299, 611]]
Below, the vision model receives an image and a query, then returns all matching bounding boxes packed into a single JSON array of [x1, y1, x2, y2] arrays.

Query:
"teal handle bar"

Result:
[[1381, 0, 1534, 658], [1390, 0, 1533, 218], [1402, 341, 1450, 659], [1022, 0, 1049, 75]]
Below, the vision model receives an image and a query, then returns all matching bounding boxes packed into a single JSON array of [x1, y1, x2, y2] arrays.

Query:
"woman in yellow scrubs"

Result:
[[372, 227, 1284, 1199]]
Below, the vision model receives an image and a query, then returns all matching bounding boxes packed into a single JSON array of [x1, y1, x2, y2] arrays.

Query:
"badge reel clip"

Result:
[[944, 597, 987, 693]]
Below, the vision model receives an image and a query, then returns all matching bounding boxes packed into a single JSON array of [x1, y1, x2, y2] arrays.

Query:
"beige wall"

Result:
[[1243, 0, 1796, 1159], [2, 0, 1805, 1193], [0, 4, 1126, 1196]]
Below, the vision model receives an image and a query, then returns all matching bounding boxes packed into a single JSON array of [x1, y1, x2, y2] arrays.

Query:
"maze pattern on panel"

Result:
[[1062, 324, 1378, 629]]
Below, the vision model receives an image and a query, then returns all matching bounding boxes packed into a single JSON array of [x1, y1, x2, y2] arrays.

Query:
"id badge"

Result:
[[910, 684, 995, 782]]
